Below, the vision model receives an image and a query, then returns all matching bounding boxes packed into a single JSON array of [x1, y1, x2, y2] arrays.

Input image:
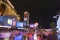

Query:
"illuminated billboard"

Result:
[[3, 16, 16, 26], [4, 19, 13, 26], [16, 21, 24, 28], [30, 24, 35, 28]]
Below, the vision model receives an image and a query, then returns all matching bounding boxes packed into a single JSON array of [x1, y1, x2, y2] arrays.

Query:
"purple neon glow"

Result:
[[30, 24, 34, 28], [0, 32, 11, 38]]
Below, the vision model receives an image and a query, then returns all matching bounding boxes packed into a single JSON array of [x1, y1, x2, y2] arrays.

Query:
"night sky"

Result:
[[10, 0, 59, 28]]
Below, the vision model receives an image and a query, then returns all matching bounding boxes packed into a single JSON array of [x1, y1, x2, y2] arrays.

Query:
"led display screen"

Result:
[[3, 16, 16, 26], [30, 24, 34, 28], [4, 19, 13, 26], [16, 21, 24, 28]]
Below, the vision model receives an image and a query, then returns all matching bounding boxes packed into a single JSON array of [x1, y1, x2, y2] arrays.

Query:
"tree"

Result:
[[50, 21, 56, 29], [50, 21, 57, 40]]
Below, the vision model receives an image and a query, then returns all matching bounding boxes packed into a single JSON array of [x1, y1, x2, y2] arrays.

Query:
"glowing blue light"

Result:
[[16, 21, 24, 28]]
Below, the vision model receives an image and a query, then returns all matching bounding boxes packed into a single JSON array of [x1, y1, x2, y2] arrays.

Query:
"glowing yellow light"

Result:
[[7, 19, 12, 25]]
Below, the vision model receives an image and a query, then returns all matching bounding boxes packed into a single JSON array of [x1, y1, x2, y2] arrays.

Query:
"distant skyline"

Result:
[[10, 0, 59, 28]]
